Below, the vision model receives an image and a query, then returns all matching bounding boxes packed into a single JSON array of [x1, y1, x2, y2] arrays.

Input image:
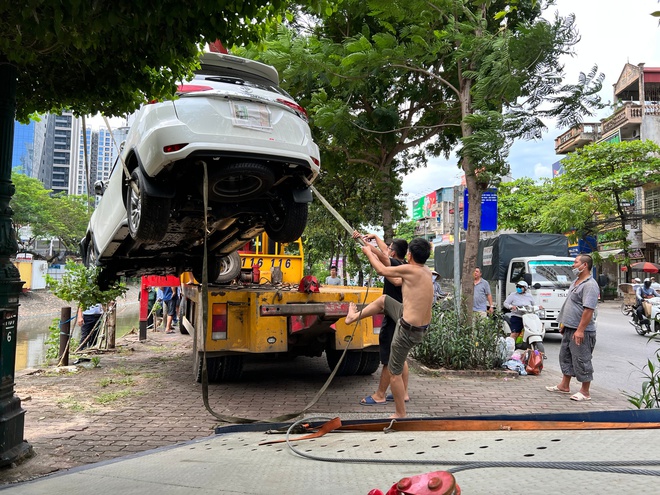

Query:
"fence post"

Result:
[[58, 307, 71, 366], [107, 303, 116, 348]]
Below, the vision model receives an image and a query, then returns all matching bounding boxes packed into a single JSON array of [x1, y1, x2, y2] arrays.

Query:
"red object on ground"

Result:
[[369, 471, 460, 495]]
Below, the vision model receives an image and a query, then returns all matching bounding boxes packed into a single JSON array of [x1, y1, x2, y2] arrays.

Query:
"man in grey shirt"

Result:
[[472, 267, 493, 316], [325, 265, 342, 285], [546, 254, 599, 401]]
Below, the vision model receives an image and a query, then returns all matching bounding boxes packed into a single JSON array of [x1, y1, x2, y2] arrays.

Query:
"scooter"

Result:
[[630, 297, 660, 336], [502, 305, 546, 355]]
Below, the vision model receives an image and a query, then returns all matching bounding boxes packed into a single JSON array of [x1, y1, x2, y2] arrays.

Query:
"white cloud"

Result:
[[402, 0, 660, 197]]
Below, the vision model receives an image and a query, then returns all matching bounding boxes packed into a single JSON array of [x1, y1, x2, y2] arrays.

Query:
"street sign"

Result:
[[463, 188, 497, 231]]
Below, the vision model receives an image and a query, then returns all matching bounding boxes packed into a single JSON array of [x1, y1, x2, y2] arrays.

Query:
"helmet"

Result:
[[516, 281, 528, 288], [644, 278, 652, 288]]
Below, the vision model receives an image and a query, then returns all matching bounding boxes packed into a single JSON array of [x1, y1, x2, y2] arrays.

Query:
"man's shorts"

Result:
[[164, 297, 178, 317], [383, 295, 428, 376], [559, 327, 596, 383]]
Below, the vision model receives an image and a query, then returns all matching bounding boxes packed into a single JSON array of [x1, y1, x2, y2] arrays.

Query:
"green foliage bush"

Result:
[[412, 304, 504, 371], [625, 334, 660, 408]]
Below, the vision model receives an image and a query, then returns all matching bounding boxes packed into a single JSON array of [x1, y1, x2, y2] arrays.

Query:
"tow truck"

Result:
[[178, 233, 383, 382]]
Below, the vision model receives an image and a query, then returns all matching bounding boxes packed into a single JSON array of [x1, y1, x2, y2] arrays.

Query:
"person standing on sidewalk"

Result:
[[545, 254, 599, 401], [473, 267, 493, 317], [345, 238, 433, 418], [157, 286, 178, 333], [352, 231, 409, 406]]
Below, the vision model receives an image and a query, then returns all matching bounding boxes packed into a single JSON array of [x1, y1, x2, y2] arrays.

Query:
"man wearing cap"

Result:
[[503, 281, 535, 342], [432, 270, 445, 304], [632, 278, 642, 293], [325, 265, 342, 285]]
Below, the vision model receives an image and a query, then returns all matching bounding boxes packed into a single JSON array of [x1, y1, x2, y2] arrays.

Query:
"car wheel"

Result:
[[215, 251, 242, 284], [207, 162, 275, 202], [192, 251, 241, 284], [265, 192, 308, 243], [127, 169, 171, 243]]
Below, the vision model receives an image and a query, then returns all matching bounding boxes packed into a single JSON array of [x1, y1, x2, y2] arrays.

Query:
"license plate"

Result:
[[231, 101, 272, 131]]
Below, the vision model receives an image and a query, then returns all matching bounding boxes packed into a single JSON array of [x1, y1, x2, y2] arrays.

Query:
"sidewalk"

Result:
[[2, 323, 631, 486]]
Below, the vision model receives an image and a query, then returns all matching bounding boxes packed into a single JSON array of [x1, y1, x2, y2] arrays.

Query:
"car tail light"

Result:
[[276, 98, 308, 120], [212, 303, 227, 340], [311, 156, 320, 166], [372, 314, 384, 335], [177, 84, 213, 93], [163, 143, 188, 153]]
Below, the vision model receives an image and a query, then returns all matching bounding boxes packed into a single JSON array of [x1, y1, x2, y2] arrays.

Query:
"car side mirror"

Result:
[[94, 180, 106, 196], [523, 273, 532, 285]]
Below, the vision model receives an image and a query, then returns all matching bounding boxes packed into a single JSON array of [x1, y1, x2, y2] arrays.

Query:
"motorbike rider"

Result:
[[503, 281, 536, 342], [636, 278, 660, 324]]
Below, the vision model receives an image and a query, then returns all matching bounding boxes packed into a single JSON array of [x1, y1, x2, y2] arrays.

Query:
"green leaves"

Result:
[[47, 260, 127, 310], [2, 0, 290, 120]]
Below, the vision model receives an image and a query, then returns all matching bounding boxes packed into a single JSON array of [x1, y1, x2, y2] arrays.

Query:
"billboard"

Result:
[[412, 191, 438, 220]]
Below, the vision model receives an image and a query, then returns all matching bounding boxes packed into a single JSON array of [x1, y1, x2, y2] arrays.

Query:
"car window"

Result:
[[197, 65, 293, 99]]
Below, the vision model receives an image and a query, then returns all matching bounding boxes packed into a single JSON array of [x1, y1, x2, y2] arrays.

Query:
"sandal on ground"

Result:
[[545, 385, 571, 394], [360, 396, 386, 406], [570, 392, 591, 401], [165, 330, 175, 334]]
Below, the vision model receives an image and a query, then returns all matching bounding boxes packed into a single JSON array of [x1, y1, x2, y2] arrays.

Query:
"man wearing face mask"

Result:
[[546, 254, 599, 401], [503, 281, 535, 342]]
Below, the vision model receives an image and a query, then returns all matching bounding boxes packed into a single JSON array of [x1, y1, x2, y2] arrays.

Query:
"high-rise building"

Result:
[[11, 121, 35, 175]]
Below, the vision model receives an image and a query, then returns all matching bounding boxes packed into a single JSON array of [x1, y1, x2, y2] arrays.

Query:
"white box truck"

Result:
[[434, 233, 577, 332]]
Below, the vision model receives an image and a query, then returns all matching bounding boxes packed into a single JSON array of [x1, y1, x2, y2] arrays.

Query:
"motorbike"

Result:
[[502, 305, 546, 355], [630, 296, 660, 336]]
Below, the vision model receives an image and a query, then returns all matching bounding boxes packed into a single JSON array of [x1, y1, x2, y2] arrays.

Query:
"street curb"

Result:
[[408, 358, 519, 378]]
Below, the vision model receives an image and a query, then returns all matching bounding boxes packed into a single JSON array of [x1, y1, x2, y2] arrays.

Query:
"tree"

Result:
[[394, 220, 416, 242], [335, 0, 605, 314], [10, 171, 53, 247], [246, 5, 458, 242], [2, 1, 292, 121], [555, 140, 660, 274]]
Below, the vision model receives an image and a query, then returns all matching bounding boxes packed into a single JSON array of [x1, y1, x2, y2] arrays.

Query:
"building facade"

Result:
[[554, 62, 660, 287]]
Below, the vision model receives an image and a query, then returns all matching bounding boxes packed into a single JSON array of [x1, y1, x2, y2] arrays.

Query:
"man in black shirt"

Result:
[[352, 231, 409, 405]]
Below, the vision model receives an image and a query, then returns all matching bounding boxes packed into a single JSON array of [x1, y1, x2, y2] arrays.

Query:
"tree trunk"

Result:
[[107, 302, 116, 349]]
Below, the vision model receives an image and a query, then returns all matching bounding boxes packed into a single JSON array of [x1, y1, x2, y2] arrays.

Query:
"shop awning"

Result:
[[599, 249, 623, 259]]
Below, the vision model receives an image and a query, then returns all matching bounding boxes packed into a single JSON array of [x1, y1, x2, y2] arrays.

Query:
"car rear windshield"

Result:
[[197, 64, 294, 99]]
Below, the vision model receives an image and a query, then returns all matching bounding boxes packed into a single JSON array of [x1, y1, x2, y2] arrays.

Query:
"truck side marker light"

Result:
[[267, 337, 277, 344], [372, 314, 384, 334]]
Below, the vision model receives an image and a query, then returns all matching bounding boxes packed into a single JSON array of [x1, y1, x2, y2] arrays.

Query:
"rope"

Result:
[[198, 165, 373, 424]]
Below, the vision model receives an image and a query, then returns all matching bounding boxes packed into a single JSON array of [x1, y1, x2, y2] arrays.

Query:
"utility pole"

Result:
[[0, 63, 31, 466]]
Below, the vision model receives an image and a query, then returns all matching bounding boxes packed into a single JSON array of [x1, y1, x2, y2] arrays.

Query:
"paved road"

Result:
[[542, 301, 659, 399]]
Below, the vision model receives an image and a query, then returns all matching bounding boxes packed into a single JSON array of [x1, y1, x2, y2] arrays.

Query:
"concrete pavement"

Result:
[[0, 302, 641, 490]]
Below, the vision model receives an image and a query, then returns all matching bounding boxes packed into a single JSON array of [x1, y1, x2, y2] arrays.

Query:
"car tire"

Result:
[[192, 251, 241, 284], [265, 192, 308, 243], [215, 251, 242, 284], [127, 169, 171, 243], [207, 162, 275, 202]]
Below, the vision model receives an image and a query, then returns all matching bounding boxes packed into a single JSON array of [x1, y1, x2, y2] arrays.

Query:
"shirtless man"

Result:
[[345, 237, 433, 418]]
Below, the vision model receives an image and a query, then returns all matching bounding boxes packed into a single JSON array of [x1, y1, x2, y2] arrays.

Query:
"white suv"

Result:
[[81, 52, 320, 287]]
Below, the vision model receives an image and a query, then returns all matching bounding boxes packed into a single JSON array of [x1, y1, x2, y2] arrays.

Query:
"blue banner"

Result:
[[463, 188, 497, 231]]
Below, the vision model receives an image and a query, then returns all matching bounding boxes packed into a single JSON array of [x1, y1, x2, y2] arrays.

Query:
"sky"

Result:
[[401, 0, 660, 209]]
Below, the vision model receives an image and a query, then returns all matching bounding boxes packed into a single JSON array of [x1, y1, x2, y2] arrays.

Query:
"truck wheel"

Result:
[[209, 356, 244, 382], [265, 192, 308, 243], [127, 169, 171, 243], [356, 352, 381, 375], [326, 349, 362, 376]]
